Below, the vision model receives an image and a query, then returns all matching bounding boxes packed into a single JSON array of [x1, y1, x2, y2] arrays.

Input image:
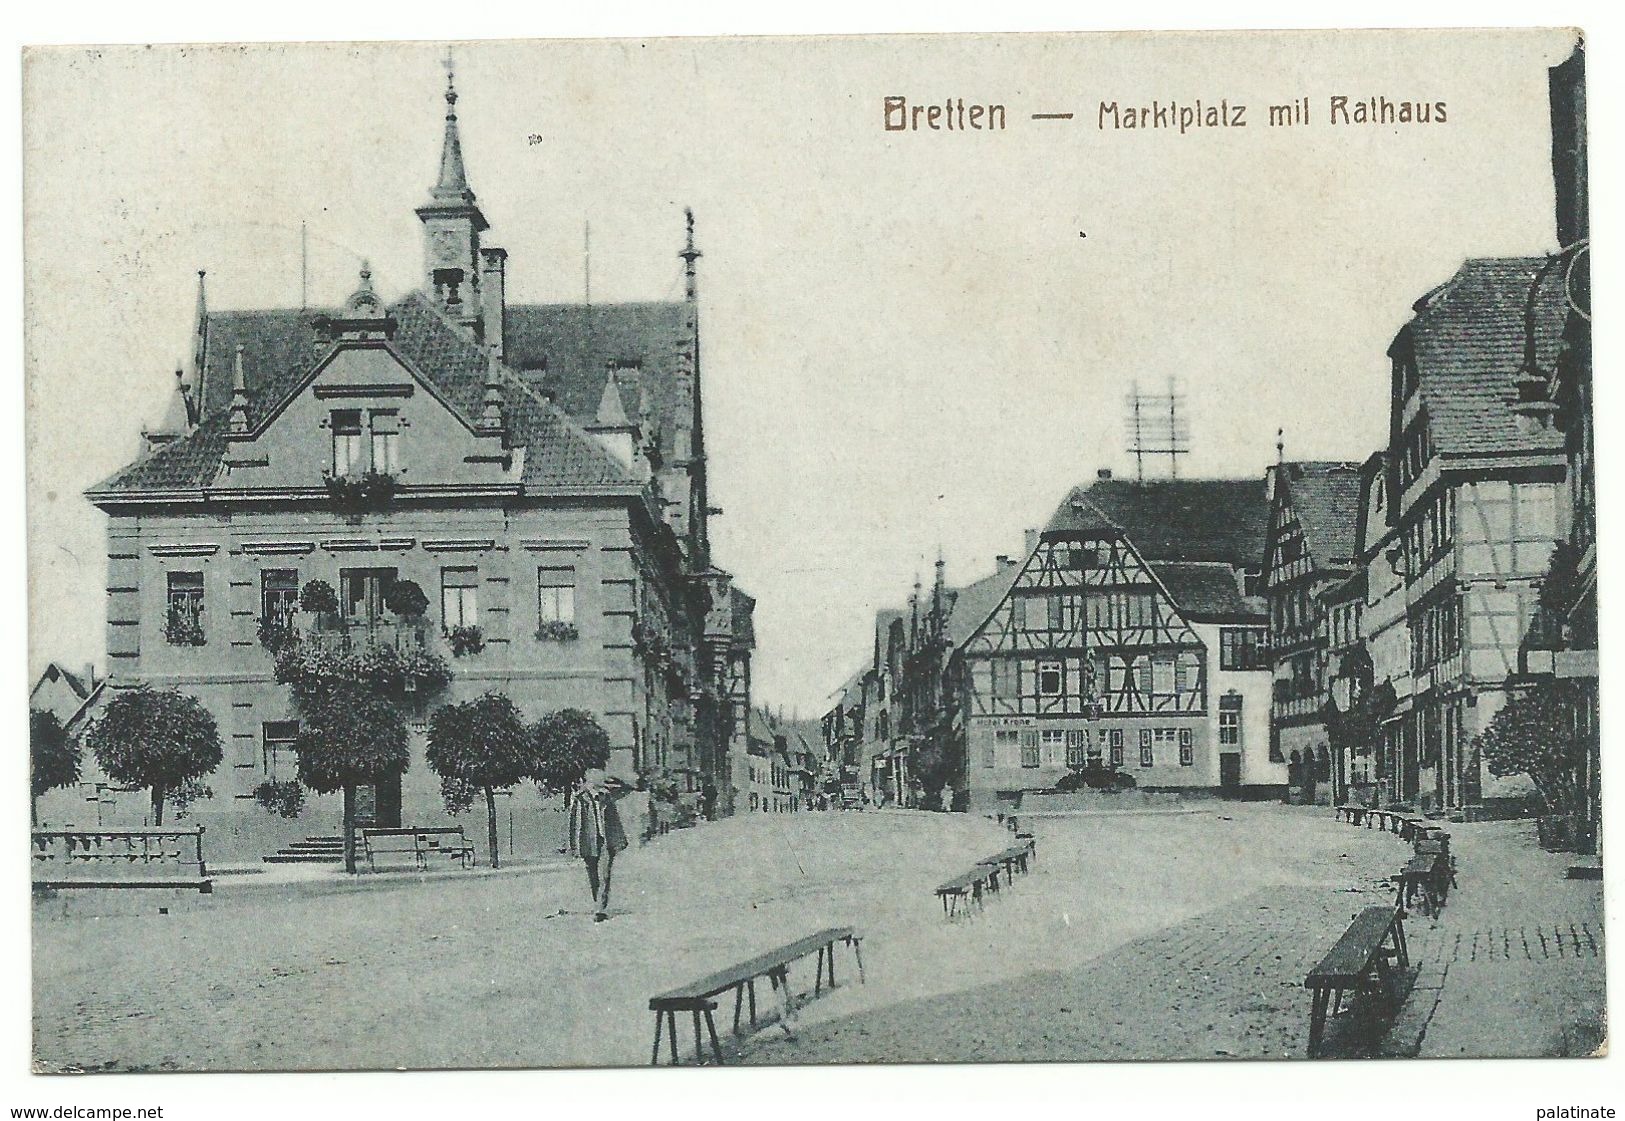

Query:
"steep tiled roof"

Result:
[[31, 662, 91, 704], [1404, 257, 1568, 456], [1280, 462, 1364, 570], [504, 302, 692, 460], [195, 308, 332, 421], [1047, 478, 1269, 568], [1150, 562, 1265, 622], [91, 293, 640, 495], [946, 563, 1023, 649], [726, 585, 757, 649]]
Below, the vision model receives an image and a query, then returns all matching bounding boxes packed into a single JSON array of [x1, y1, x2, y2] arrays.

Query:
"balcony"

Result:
[[297, 617, 432, 656]]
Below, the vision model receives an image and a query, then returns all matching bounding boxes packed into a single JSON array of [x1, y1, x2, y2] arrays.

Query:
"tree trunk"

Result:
[[485, 785, 500, 870], [342, 783, 357, 875], [151, 784, 166, 826]]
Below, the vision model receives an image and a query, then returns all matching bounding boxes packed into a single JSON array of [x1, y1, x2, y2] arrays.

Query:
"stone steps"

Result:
[[263, 834, 349, 864]]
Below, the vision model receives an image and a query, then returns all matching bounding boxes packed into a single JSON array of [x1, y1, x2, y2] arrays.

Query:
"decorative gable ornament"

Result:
[[315, 262, 397, 343]]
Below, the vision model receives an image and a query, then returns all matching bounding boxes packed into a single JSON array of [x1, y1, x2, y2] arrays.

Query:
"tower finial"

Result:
[[679, 207, 701, 301], [431, 48, 472, 201], [1276, 427, 1285, 463]]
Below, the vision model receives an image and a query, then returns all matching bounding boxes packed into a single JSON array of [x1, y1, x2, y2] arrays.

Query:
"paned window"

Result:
[[538, 567, 577, 625], [262, 721, 299, 780], [441, 567, 479, 629], [332, 409, 364, 477], [1065, 729, 1089, 767], [166, 571, 206, 646], [1019, 731, 1040, 768]]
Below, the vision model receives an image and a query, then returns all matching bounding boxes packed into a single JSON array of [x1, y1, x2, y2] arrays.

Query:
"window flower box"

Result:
[[165, 607, 207, 647], [535, 620, 579, 642], [322, 470, 398, 512], [446, 624, 485, 657]]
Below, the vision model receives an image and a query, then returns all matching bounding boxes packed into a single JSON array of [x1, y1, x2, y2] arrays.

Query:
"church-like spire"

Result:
[[191, 269, 209, 393], [228, 344, 250, 435], [418, 51, 488, 323], [596, 366, 632, 428], [431, 53, 474, 204]]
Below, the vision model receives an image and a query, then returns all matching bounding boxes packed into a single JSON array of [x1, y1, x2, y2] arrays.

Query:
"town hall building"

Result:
[[65, 66, 755, 858]]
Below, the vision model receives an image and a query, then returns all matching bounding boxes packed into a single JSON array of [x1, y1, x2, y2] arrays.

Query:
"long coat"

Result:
[[567, 782, 630, 859]]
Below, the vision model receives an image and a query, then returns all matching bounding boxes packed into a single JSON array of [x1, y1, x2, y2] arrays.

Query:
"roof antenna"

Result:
[[300, 221, 308, 311]]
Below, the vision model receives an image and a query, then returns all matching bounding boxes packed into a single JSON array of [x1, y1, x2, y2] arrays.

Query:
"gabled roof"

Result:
[[1278, 461, 1364, 570], [1149, 561, 1266, 622], [1047, 477, 1269, 568], [945, 563, 1024, 650], [30, 662, 91, 706], [503, 302, 693, 461], [747, 706, 779, 747], [729, 586, 757, 647], [90, 292, 641, 496], [1402, 256, 1568, 456], [828, 668, 867, 711]]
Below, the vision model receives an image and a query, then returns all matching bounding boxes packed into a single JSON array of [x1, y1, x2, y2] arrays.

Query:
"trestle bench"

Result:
[[1305, 905, 1410, 1058], [647, 927, 865, 1065]]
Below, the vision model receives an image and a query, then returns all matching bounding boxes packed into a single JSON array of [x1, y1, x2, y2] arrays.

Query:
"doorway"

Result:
[[1219, 752, 1242, 795]]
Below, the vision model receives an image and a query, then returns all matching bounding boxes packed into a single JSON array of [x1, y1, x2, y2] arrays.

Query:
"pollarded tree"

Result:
[[532, 708, 611, 798], [85, 685, 221, 826], [426, 692, 533, 868], [293, 683, 410, 874], [30, 708, 79, 826]]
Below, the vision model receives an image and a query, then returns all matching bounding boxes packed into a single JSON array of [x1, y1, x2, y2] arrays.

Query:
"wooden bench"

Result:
[[31, 828, 212, 893], [1397, 816, 1431, 844], [1334, 804, 1365, 825], [1415, 837, 1457, 900], [648, 927, 864, 1065], [1392, 854, 1444, 917], [982, 844, 1032, 886], [360, 827, 476, 872], [1305, 905, 1410, 1058], [937, 868, 991, 918]]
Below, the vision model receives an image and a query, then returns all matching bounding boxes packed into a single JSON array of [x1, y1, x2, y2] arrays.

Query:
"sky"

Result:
[[23, 29, 1576, 716]]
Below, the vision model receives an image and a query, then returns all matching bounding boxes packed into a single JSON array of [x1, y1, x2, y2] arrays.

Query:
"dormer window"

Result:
[[331, 408, 402, 477], [332, 410, 364, 477], [370, 411, 400, 474]]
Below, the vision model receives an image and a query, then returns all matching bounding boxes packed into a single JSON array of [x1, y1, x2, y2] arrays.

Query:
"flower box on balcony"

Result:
[[535, 621, 579, 642]]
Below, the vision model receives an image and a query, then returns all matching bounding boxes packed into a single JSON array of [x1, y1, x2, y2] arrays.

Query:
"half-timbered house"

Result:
[[954, 473, 1278, 814], [1263, 461, 1363, 804], [1359, 256, 1570, 818]]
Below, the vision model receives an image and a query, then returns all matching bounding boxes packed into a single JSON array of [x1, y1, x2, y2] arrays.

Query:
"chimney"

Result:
[[1024, 528, 1039, 556], [478, 349, 505, 436], [479, 247, 507, 358], [995, 554, 1010, 569], [1097, 468, 1113, 480]]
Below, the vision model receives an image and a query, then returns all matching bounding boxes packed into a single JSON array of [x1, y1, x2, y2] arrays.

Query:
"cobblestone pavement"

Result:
[[1385, 819, 1606, 1060], [743, 814, 1606, 1065], [33, 805, 1602, 1070]]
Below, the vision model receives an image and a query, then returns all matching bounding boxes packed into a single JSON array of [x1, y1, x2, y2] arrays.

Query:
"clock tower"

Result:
[[416, 59, 489, 329]]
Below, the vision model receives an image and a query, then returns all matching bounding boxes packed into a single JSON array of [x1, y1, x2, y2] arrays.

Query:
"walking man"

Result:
[[567, 768, 630, 922]]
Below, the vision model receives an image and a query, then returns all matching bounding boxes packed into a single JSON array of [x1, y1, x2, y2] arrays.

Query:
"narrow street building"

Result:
[[1361, 257, 1570, 818], [71, 69, 752, 856], [1263, 461, 1363, 804]]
